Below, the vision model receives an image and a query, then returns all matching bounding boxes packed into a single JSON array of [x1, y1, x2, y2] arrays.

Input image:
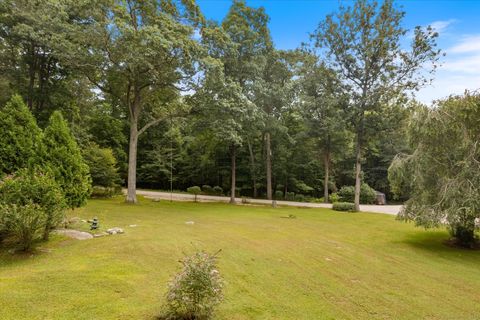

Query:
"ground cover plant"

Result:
[[0, 198, 479, 319]]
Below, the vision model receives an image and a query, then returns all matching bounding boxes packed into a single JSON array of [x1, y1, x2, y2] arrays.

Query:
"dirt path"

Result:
[[131, 189, 402, 216]]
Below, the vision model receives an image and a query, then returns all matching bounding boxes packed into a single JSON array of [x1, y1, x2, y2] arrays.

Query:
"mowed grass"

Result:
[[1, 197, 480, 319]]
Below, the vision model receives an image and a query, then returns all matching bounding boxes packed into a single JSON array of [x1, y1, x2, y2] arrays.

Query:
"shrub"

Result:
[[294, 194, 305, 202], [187, 186, 202, 202], [0, 169, 66, 240], [202, 185, 213, 195], [337, 183, 376, 204], [0, 204, 47, 251], [332, 202, 356, 212], [90, 186, 120, 198], [329, 193, 340, 203], [164, 251, 223, 320], [212, 186, 223, 196], [285, 192, 295, 201], [82, 143, 121, 188], [310, 197, 325, 203], [274, 190, 283, 200]]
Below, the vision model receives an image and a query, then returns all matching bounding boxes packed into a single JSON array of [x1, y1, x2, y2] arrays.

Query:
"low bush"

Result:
[[212, 186, 223, 196], [187, 186, 202, 202], [163, 251, 223, 320], [329, 193, 340, 203], [332, 202, 356, 212], [285, 192, 295, 201], [202, 185, 213, 195], [0, 169, 66, 240], [274, 190, 283, 200], [0, 204, 47, 251], [294, 194, 305, 202], [310, 197, 325, 203], [337, 183, 376, 204], [90, 186, 120, 198]]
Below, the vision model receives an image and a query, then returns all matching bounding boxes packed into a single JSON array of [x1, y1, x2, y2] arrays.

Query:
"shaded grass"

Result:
[[0, 197, 479, 319]]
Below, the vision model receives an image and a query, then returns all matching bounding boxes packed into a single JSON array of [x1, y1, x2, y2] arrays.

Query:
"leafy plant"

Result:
[[212, 186, 223, 196], [202, 185, 213, 195], [332, 202, 356, 212], [187, 186, 202, 202], [274, 190, 283, 200], [338, 184, 376, 204], [329, 193, 340, 203], [163, 251, 223, 320], [294, 194, 305, 202]]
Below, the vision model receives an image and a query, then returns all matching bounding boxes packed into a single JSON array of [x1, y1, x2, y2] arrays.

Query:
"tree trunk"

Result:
[[324, 152, 330, 203], [126, 117, 138, 203], [354, 126, 363, 211], [265, 132, 272, 200], [247, 140, 257, 198], [230, 145, 236, 204]]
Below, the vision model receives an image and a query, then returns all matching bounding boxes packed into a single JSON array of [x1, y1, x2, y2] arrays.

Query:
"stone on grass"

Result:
[[185, 221, 195, 225], [129, 224, 138, 227], [107, 227, 124, 235], [93, 232, 108, 238], [53, 229, 93, 240]]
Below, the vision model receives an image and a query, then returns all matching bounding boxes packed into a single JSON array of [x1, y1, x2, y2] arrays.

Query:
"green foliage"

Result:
[[332, 202, 356, 212], [212, 186, 223, 196], [164, 251, 223, 320], [274, 190, 284, 200], [0, 169, 66, 240], [329, 193, 340, 203], [82, 144, 121, 188], [294, 194, 305, 202], [90, 186, 121, 199], [338, 184, 376, 204], [202, 185, 213, 195], [0, 95, 43, 175], [43, 111, 91, 209], [0, 204, 46, 251], [285, 192, 295, 201], [390, 93, 480, 247], [187, 186, 202, 202]]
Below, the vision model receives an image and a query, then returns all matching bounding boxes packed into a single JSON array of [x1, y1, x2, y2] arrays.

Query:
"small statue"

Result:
[[90, 217, 99, 230]]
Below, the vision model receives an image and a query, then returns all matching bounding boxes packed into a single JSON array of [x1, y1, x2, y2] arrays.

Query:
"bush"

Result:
[[274, 190, 283, 200], [90, 186, 121, 198], [187, 186, 201, 202], [285, 192, 295, 201], [82, 143, 121, 188], [337, 183, 376, 204], [164, 251, 223, 320], [294, 194, 305, 202], [329, 193, 340, 203], [332, 202, 356, 212], [212, 186, 223, 196], [0, 204, 47, 251], [310, 197, 325, 203], [202, 185, 213, 195], [0, 169, 66, 240]]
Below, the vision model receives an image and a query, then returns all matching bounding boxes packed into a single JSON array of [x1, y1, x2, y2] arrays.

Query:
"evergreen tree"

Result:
[[0, 95, 43, 176], [42, 111, 91, 209]]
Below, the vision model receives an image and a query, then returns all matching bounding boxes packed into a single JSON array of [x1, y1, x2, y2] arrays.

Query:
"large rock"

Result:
[[53, 229, 93, 240], [106, 227, 124, 235]]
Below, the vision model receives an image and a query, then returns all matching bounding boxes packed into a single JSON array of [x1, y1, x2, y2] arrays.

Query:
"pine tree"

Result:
[[0, 95, 43, 175], [43, 111, 91, 209]]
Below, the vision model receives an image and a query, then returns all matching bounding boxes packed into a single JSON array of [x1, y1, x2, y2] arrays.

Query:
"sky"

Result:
[[197, 0, 480, 104]]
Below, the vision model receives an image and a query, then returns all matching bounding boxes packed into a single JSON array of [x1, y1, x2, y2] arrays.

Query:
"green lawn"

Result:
[[1, 197, 479, 319]]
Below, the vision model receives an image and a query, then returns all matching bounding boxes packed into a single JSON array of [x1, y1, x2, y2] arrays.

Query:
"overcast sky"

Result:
[[197, 0, 480, 105]]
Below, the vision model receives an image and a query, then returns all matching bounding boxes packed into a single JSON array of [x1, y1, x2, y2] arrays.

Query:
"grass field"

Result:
[[0, 197, 479, 319]]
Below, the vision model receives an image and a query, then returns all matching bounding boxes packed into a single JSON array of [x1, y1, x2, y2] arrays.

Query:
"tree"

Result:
[[43, 111, 91, 209], [312, 0, 441, 210], [297, 53, 350, 202], [0, 95, 43, 176], [69, 0, 205, 203], [82, 143, 121, 188], [389, 92, 480, 247]]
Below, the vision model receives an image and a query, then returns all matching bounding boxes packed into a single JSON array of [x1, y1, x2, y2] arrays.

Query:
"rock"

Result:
[[93, 232, 108, 238], [81, 219, 87, 223], [185, 221, 195, 225], [53, 229, 93, 240], [107, 227, 124, 235], [129, 224, 138, 227]]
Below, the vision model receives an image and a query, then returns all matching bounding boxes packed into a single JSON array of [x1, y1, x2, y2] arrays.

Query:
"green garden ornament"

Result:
[[90, 217, 99, 230]]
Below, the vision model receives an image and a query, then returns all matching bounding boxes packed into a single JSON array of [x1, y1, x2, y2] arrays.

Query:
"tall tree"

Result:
[[312, 0, 441, 210], [297, 54, 349, 202], [43, 111, 91, 209], [0, 95, 43, 176], [69, 0, 205, 203], [220, 0, 272, 202]]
